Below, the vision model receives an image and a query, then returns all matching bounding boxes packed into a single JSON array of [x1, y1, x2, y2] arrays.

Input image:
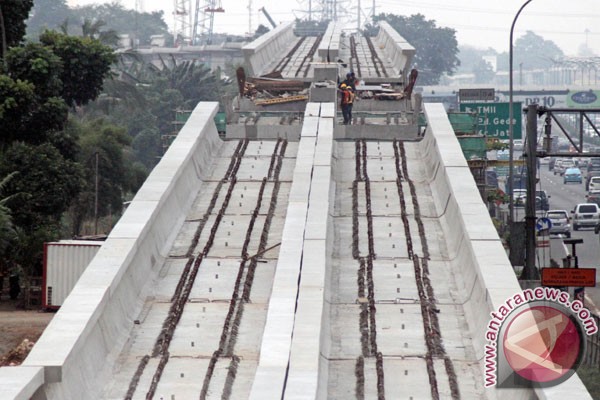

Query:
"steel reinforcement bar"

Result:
[[124, 140, 250, 400], [353, 140, 385, 400], [364, 35, 388, 78], [394, 140, 460, 400]]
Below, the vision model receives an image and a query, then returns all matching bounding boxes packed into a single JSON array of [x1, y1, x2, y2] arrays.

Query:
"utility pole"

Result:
[[94, 152, 99, 236], [248, 0, 252, 37], [357, 0, 360, 31], [522, 104, 539, 280]]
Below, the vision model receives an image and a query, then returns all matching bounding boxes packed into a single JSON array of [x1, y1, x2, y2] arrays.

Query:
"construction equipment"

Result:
[[259, 7, 277, 29], [192, 0, 225, 45], [173, 0, 192, 45]]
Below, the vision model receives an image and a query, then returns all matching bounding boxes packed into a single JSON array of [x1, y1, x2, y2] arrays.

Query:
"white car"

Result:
[[572, 203, 600, 230], [545, 210, 571, 238], [589, 176, 600, 193], [512, 189, 526, 206], [558, 159, 575, 176], [513, 139, 524, 151]]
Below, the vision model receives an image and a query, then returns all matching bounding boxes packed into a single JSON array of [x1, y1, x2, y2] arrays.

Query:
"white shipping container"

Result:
[[43, 240, 103, 309]]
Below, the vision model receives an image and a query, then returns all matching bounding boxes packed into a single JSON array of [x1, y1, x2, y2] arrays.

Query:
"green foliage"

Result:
[[0, 172, 18, 259], [473, 59, 495, 84], [370, 13, 460, 85], [40, 31, 116, 106], [514, 31, 564, 70], [132, 128, 161, 169], [0, 76, 36, 141], [5, 42, 63, 98], [26, 0, 70, 38], [0, 142, 84, 228], [0, 0, 34, 57], [28, 2, 172, 47], [496, 31, 564, 72]]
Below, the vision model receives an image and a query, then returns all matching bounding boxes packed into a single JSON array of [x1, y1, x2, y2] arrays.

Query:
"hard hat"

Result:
[[340, 83, 347, 88]]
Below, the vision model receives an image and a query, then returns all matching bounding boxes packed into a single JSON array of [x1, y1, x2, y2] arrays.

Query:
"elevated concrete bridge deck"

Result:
[[0, 20, 593, 400], [0, 102, 592, 400]]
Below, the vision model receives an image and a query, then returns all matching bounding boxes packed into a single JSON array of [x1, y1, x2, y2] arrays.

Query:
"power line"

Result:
[[375, 0, 600, 19]]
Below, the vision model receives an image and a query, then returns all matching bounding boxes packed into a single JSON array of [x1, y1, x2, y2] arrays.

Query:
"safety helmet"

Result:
[[340, 83, 347, 88]]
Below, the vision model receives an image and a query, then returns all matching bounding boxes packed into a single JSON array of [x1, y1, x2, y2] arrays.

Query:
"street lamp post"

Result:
[[509, 0, 534, 252]]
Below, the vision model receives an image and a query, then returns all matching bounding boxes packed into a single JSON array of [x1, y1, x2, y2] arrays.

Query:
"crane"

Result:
[[173, 0, 192, 45], [259, 7, 277, 29], [193, 0, 225, 45]]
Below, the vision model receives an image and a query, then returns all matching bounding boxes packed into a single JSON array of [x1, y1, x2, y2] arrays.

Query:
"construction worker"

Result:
[[340, 83, 355, 125], [340, 72, 357, 92]]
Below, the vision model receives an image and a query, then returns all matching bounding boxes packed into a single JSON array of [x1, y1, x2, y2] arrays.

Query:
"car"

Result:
[[553, 159, 564, 175], [513, 139, 524, 151], [548, 157, 556, 171], [557, 159, 575, 176], [571, 203, 600, 230], [545, 210, 571, 238], [535, 190, 550, 211], [589, 176, 600, 192], [586, 192, 600, 207], [563, 167, 583, 184], [513, 189, 527, 206], [586, 170, 600, 191]]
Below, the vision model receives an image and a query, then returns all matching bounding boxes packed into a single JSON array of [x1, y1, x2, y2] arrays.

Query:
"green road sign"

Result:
[[459, 102, 522, 139]]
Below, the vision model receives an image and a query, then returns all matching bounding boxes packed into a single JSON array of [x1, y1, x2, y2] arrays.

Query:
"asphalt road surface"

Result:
[[538, 162, 600, 314]]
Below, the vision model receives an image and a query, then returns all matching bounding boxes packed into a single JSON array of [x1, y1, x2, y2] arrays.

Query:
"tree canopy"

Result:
[[27, 2, 172, 47], [0, 0, 34, 57], [369, 13, 460, 85]]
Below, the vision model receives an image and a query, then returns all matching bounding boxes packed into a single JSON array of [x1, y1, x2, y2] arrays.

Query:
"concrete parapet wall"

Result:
[[242, 22, 296, 76], [420, 103, 592, 400], [317, 23, 342, 62], [249, 103, 335, 399], [249, 104, 321, 399], [374, 21, 416, 82], [14, 103, 224, 400]]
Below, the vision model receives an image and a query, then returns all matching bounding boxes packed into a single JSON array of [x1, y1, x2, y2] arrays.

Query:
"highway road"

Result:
[[538, 161, 600, 314]]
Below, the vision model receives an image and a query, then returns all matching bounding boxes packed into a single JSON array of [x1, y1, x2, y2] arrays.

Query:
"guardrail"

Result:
[[374, 21, 416, 83], [421, 103, 593, 400]]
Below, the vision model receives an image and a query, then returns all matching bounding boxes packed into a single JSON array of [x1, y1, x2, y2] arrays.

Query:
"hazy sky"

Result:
[[69, 0, 600, 56]]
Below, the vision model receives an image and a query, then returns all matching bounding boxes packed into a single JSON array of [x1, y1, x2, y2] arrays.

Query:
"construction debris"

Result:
[[236, 66, 308, 107], [0, 338, 35, 366], [254, 95, 309, 106]]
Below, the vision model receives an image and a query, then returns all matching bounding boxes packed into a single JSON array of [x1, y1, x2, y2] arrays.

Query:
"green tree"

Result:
[[457, 45, 497, 74], [5, 42, 63, 98], [514, 31, 563, 71], [67, 118, 144, 236], [0, 172, 19, 259], [26, 0, 70, 39], [0, 142, 84, 233], [496, 31, 564, 71], [39, 31, 116, 107], [369, 13, 460, 85], [69, 3, 172, 46], [0, 0, 34, 58], [0, 76, 36, 144], [473, 59, 495, 84], [80, 18, 120, 47]]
